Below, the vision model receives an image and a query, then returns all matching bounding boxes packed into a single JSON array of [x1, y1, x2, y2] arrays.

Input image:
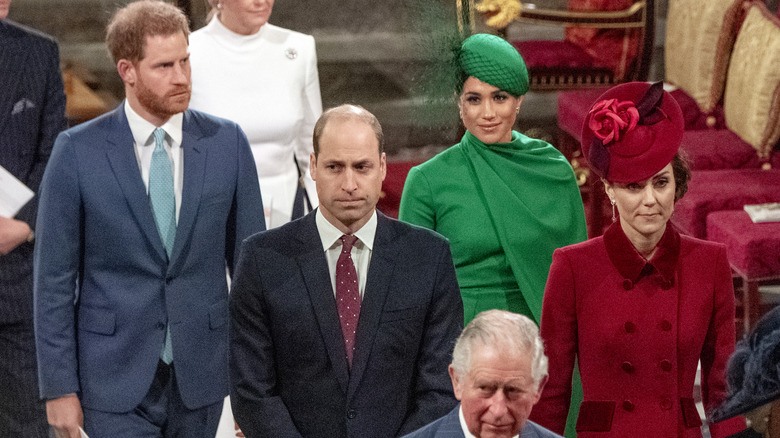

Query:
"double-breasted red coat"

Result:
[[530, 222, 745, 437]]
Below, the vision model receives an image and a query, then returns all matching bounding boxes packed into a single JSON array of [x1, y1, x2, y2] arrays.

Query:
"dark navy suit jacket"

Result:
[[229, 211, 463, 437], [33, 104, 264, 412], [0, 19, 66, 324], [401, 405, 564, 438]]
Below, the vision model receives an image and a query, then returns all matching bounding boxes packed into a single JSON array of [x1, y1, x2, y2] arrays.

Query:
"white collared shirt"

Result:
[[315, 209, 377, 299], [124, 100, 184, 221], [459, 406, 520, 438]]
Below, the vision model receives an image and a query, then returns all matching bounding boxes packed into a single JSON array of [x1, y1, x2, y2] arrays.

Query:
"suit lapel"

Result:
[[168, 111, 206, 270], [104, 105, 167, 262], [297, 214, 350, 393], [347, 213, 399, 398]]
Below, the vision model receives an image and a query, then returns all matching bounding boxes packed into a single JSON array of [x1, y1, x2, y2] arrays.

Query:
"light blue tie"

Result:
[[150, 127, 176, 364]]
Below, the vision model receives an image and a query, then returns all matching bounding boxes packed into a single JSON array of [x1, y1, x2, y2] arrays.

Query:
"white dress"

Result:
[[189, 17, 322, 228]]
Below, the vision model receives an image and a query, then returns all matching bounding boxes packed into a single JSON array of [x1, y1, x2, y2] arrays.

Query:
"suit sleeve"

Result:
[[703, 245, 745, 437], [398, 166, 436, 231], [33, 132, 82, 398], [226, 126, 265, 274], [398, 239, 463, 435], [530, 249, 577, 434], [229, 241, 303, 438], [15, 38, 67, 227]]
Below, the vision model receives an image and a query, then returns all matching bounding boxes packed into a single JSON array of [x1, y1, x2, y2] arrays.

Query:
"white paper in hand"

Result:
[[0, 164, 34, 218]]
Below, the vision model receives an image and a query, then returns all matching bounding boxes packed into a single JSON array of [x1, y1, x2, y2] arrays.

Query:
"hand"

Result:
[[47, 394, 84, 438], [0, 216, 31, 255]]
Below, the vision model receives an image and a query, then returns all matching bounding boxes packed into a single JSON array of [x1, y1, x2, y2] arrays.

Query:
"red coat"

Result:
[[530, 223, 745, 437]]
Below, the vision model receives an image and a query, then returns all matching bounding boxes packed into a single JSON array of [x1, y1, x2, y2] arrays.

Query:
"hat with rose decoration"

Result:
[[581, 81, 684, 183]]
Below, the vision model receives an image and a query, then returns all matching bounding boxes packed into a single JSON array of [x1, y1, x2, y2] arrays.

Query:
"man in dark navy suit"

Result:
[[33, 1, 264, 437], [229, 104, 463, 437], [402, 310, 562, 438], [0, 0, 66, 434]]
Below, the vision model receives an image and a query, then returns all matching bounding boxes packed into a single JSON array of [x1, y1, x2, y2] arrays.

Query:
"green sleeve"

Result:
[[398, 166, 436, 231]]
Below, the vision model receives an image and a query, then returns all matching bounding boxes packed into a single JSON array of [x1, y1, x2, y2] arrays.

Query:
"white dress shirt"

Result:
[[315, 209, 377, 299], [125, 100, 184, 221]]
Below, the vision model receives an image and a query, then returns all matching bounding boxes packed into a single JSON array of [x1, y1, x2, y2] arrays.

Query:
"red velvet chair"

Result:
[[672, 2, 780, 239], [457, 0, 655, 91], [707, 210, 780, 333]]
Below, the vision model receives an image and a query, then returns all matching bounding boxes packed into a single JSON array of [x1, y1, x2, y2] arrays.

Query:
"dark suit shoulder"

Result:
[[1, 19, 58, 47], [240, 213, 313, 257]]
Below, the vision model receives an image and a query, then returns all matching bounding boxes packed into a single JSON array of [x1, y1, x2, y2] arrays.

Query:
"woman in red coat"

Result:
[[530, 82, 745, 437]]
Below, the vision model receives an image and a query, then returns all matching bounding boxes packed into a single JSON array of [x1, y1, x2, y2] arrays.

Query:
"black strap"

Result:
[[291, 157, 313, 219]]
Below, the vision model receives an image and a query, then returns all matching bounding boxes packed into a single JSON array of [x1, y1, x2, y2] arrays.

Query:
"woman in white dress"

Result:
[[189, 0, 322, 229]]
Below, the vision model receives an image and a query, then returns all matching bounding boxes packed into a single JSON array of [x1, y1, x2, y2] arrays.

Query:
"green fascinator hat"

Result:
[[459, 33, 529, 97]]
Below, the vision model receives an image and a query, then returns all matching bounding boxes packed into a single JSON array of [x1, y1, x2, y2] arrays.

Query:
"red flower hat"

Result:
[[581, 82, 684, 183]]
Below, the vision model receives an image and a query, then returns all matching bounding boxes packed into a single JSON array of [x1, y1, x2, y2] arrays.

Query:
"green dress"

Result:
[[398, 130, 587, 438], [399, 130, 587, 324]]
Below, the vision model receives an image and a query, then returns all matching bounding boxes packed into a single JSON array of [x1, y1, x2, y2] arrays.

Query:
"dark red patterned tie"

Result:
[[336, 234, 361, 366]]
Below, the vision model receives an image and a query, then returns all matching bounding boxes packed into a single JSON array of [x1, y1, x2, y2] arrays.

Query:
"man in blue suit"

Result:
[[402, 310, 562, 438], [33, 1, 264, 437], [229, 104, 463, 437], [0, 0, 66, 435]]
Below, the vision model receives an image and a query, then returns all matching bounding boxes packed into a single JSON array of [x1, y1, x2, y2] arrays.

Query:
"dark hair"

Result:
[[106, 0, 190, 65], [671, 152, 691, 201], [312, 104, 384, 157]]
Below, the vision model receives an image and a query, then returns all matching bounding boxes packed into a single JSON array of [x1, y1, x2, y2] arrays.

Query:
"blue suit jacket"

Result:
[[0, 19, 66, 324], [33, 104, 264, 412], [401, 405, 564, 438], [229, 211, 463, 437]]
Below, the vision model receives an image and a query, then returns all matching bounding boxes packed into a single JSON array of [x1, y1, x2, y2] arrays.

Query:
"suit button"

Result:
[[660, 360, 672, 372], [622, 400, 635, 412], [660, 398, 673, 410], [622, 279, 633, 290], [156, 322, 165, 330], [624, 322, 636, 333], [347, 409, 357, 419], [660, 320, 672, 331], [621, 361, 634, 374]]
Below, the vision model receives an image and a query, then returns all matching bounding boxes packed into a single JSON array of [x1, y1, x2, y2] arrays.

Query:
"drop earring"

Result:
[[611, 199, 617, 222]]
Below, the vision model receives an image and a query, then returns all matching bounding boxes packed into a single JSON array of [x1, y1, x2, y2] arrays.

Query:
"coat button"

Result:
[[624, 322, 636, 333], [347, 409, 357, 419], [659, 320, 672, 331], [156, 322, 165, 330], [621, 361, 634, 374], [622, 400, 635, 411], [622, 279, 633, 290], [661, 279, 673, 290], [660, 398, 673, 410], [660, 360, 672, 372]]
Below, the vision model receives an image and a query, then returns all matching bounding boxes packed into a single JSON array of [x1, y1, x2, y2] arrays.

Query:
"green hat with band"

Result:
[[459, 33, 529, 97]]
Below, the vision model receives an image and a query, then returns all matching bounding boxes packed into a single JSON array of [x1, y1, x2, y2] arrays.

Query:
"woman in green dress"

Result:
[[399, 33, 587, 326]]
